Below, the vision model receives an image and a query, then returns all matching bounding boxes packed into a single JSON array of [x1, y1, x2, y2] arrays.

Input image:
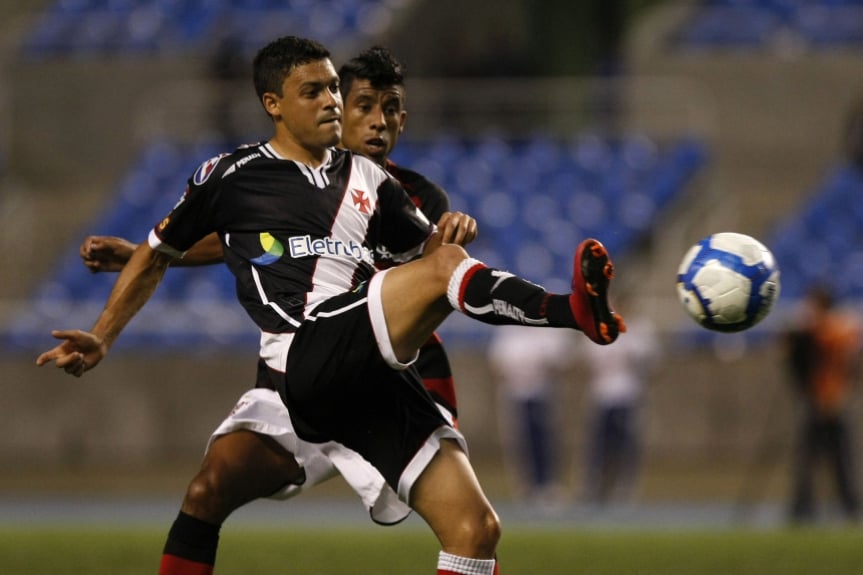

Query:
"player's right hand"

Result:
[[80, 235, 137, 273], [35, 329, 107, 377], [435, 211, 478, 247]]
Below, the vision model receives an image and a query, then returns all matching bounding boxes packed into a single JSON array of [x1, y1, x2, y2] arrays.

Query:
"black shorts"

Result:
[[276, 274, 457, 493]]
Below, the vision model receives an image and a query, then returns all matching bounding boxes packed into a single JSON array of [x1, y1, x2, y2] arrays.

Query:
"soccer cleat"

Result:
[[569, 238, 626, 345]]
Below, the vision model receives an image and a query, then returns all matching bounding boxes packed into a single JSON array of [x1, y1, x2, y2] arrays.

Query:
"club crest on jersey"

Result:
[[351, 188, 372, 215], [193, 153, 228, 186]]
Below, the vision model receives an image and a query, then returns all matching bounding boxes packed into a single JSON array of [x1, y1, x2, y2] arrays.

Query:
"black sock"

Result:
[[446, 258, 575, 328], [160, 511, 220, 573]]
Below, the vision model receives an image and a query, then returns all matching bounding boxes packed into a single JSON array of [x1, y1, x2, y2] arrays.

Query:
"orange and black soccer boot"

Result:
[[569, 238, 626, 345]]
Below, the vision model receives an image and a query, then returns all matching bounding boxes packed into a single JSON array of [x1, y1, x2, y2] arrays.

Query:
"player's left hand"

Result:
[[35, 329, 108, 377], [436, 211, 477, 247]]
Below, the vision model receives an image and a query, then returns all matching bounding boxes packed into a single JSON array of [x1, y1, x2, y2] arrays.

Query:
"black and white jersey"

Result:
[[148, 142, 433, 334]]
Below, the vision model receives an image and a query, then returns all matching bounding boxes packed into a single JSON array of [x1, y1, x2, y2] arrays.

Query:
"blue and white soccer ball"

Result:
[[676, 232, 781, 332]]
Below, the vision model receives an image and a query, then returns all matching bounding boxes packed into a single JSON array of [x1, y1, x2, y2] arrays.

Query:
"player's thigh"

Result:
[[410, 439, 499, 551], [379, 245, 466, 356], [202, 429, 303, 497]]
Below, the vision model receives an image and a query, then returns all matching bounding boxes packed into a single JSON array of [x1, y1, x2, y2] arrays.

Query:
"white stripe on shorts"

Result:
[[368, 269, 419, 370]]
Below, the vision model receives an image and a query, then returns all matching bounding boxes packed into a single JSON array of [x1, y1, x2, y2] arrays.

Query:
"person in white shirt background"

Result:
[[488, 326, 575, 504], [580, 291, 659, 505]]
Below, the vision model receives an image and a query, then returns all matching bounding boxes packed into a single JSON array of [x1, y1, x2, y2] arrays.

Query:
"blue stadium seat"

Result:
[[672, 0, 863, 50], [767, 164, 863, 300], [672, 4, 780, 49], [794, 5, 863, 46], [22, 0, 403, 56]]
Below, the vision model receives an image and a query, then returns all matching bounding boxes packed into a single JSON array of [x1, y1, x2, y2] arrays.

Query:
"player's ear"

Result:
[[261, 92, 281, 118], [398, 110, 407, 134]]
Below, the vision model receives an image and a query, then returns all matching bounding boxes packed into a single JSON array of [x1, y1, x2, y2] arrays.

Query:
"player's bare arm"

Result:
[[81, 232, 224, 273], [178, 232, 224, 265], [37, 242, 174, 376]]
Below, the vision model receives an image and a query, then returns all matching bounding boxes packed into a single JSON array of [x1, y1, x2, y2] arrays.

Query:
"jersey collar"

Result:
[[261, 143, 333, 169]]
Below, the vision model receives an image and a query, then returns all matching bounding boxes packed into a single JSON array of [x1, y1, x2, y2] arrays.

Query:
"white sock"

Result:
[[437, 551, 496, 575], [445, 257, 484, 312]]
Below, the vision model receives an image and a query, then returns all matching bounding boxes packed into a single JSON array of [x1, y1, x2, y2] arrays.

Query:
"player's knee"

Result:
[[428, 243, 470, 282], [478, 507, 502, 551], [453, 506, 502, 556], [182, 465, 233, 522]]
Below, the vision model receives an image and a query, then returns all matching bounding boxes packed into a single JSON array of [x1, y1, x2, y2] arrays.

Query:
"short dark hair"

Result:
[[338, 46, 406, 100], [253, 36, 331, 101]]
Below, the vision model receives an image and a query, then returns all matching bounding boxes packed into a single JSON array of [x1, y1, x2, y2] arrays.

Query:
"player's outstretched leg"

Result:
[[569, 238, 626, 345], [443, 238, 625, 345]]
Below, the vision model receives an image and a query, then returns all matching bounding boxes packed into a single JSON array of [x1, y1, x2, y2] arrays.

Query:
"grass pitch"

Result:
[[0, 526, 861, 575]]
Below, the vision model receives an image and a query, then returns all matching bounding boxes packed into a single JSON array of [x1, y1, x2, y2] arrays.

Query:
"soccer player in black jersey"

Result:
[[80, 46, 459, 425], [77, 46, 462, 575], [40, 36, 623, 575]]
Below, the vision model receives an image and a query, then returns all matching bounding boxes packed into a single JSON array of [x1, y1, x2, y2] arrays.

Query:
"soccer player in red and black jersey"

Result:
[[338, 46, 459, 424], [42, 37, 624, 575]]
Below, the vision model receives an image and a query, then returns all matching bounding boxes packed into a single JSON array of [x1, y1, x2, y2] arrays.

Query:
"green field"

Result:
[[1, 526, 861, 575]]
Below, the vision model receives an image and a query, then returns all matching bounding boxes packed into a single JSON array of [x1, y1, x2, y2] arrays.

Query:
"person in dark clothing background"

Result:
[[784, 285, 862, 524]]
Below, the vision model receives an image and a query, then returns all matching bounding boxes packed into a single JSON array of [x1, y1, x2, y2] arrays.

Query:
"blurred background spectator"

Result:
[[488, 326, 574, 505], [783, 285, 862, 524], [580, 291, 660, 505]]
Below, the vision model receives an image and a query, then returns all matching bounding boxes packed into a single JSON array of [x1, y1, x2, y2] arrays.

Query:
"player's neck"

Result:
[[268, 137, 329, 168]]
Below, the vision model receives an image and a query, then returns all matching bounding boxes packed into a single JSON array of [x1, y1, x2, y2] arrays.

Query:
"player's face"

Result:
[[265, 59, 343, 153], [340, 79, 406, 165]]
